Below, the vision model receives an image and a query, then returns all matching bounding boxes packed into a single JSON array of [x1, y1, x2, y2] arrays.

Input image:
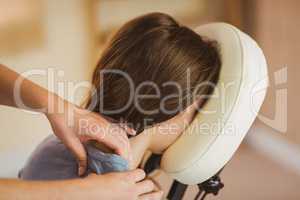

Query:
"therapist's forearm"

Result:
[[0, 170, 162, 200], [0, 178, 85, 200], [0, 64, 63, 113]]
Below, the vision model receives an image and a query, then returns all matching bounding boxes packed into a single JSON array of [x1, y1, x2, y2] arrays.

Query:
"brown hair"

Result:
[[86, 13, 221, 133]]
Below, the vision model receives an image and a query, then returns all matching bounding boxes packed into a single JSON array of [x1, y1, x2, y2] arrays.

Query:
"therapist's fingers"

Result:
[[79, 111, 133, 162], [125, 169, 146, 182], [139, 191, 164, 200], [136, 180, 155, 195], [94, 123, 132, 162]]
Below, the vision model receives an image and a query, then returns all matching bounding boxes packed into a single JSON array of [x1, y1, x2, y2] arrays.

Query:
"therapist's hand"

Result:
[[46, 101, 136, 176], [78, 169, 164, 200], [0, 64, 136, 175]]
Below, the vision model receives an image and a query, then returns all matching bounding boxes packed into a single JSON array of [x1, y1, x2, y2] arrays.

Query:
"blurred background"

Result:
[[0, 0, 299, 199]]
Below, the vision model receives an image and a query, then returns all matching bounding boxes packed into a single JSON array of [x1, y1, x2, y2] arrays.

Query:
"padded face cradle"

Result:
[[160, 23, 268, 185]]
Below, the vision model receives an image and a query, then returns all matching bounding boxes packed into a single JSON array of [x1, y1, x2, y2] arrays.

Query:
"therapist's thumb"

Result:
[[76, 145, 88, 176], [63, 134, 88, 176]]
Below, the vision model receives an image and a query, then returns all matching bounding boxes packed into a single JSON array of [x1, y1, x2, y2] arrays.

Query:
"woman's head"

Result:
[[86, 12, 221, 132]]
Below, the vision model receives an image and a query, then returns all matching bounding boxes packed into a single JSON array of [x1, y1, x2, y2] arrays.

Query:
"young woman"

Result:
[[20, 12, 221, 180]]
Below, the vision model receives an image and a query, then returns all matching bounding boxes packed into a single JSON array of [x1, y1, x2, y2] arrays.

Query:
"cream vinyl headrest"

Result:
[[160, 23, 268, 184]]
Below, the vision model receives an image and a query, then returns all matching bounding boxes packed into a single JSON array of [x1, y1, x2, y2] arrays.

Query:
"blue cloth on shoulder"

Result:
[[19, 135, 128, 180]]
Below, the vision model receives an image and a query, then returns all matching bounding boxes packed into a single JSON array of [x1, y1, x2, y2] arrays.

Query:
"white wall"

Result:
[[0, 0, 92, 177]]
